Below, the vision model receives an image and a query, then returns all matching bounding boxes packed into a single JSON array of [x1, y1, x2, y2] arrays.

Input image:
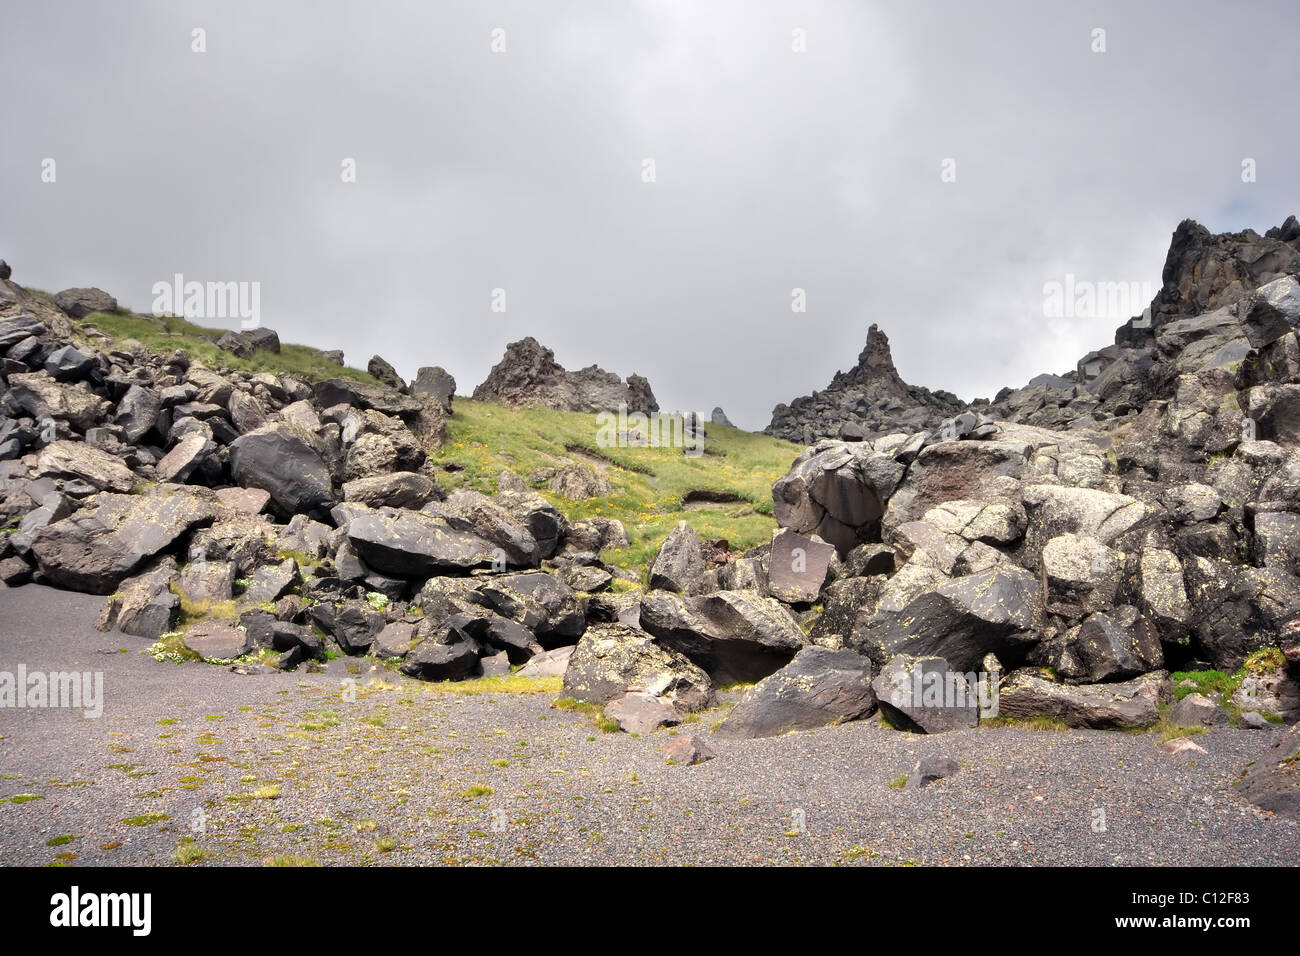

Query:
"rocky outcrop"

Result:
[[767, 325, 963, 443], [472, 336, 658, 413]]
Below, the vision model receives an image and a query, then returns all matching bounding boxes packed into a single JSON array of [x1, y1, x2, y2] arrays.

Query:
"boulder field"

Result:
[[1, 218, 1298, 819]]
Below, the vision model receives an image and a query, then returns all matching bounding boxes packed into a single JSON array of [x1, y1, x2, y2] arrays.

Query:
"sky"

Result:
[[2, 0, 1297, 430]]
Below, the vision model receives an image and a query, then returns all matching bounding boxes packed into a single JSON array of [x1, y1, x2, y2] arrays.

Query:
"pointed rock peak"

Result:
[[843, 323, 906, 391]]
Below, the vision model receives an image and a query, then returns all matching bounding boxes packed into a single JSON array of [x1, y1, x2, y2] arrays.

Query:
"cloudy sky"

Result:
[[2, 0, 1297, 429]]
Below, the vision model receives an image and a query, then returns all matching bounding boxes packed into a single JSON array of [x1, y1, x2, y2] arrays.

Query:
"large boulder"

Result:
[[870, 654, 983, 733], [997, 669, 1166, 729], [29, 490, 214, 594], [1184, 557, 1300, 670], [715, 646, 876, 738], [115, 385, 162, 443], [772, 440, 906, 555], [1039, 533, 1120, 618], [183, 621, 251, 661], [562, 623, 713, 712], [367, 355, 406, 392], [36, 441, 136, 493], [1020, 485, 1150, 562], [1071, 609, 1164, 682], [229, 421, 334, 515], [882, 441, 1031, 539], [107, 559, 180, 640], [346, 507, 498, 577], [410, 366, 456, 410], [852, 565, 1041, 673], [648, 521, 705, 593], [766, 529, 836, 604], [1240, 275, 1300, 349], [1237, 724, 1300, 820], [54, 287, 117, 318], [437, 489, 539, 565], [8, 371, 108, 431], [341, 472, 438, 509], [639, 589, 807, 684], [473, 571, 586, 647], [155, 432, 216, 483]]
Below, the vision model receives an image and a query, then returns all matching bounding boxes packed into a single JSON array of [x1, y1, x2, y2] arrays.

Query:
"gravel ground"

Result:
[[1, 584, 1297, 867]]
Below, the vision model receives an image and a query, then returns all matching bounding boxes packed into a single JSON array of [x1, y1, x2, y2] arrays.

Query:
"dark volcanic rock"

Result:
[[639, 589, 806, 684], [53, 287, 117, 318], [229, 421, 334, 515], [767, 324, 963, 443], [29, 490, 214, 594], [772, 440, 905, 555], [562, 623, 713, 711], [716, 646, 876, 738], [471, 336, 658, 413]]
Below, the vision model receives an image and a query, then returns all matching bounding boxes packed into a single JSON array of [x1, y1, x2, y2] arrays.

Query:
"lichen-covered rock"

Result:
[[716, 646, 876, 738], [562, 623, 713, 712]]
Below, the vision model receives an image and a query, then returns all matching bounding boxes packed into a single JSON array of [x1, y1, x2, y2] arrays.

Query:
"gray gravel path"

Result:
[[2, 584, 1297, 866]]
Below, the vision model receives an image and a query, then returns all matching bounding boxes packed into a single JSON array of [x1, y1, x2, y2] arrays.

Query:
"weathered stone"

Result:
[[8, 372, 108, 430], [243, 559, 298, 603], [773, 440, 906, 555], [649, 521, 705, 593], [1040, 533, 1120, 618], [1237, 723, 1300, 819], [474, 571, 585, 645], [854, 565, 1040, 673], [716, 646, 876, 739], [1169, 692, 1228, 727], [156, 432, 216, 483], [640, 589, 806, 684], [177, 559, 237, 604], [906, 755, 960, 789], [661, 733, 717, 765], [183, 620, 251, 660], [342, 472, 437, 509], [229, 421, 334, 515], [604, 692, 681, 734], [54, 287, 117, 318], [1240, 275, 1300, 348], [29, 490, 214, 594], [410, 366, 455, 410], [562, 623, 713, 711], [766, 529, 835, 604], [997, 670, 1165, 729], [870, 655, 982, 733], [515, 645, 574, 677]]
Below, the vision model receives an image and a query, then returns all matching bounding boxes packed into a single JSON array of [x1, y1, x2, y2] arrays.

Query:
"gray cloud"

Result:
[[2, 0, 1297, 429]]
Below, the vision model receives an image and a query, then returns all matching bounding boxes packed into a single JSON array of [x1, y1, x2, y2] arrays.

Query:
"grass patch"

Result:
[[551, 697, 602, 716], [427, 399, 801, 571], [121, 813, 170, 826], [1172, 647, 1288, 717], [980, 715, 1069, 731], [174, 843, 207, 865], [78, 311, 376, 385], [887, 775, 908, 789], [266, 856, 320, 867], [459, 785, 494, 799], [426, 674, 562, 696]]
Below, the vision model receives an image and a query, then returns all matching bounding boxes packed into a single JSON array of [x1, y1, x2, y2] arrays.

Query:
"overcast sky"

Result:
[[2, 0, 1297, 430]]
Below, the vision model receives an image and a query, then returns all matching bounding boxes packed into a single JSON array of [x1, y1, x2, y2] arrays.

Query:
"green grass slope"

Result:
[[429, 400, 802, 573], [71, 310, 804, 576], [76, 310, 378, 385]]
